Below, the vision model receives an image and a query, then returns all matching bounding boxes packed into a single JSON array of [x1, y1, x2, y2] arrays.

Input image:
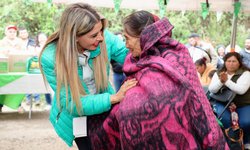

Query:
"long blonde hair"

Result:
[[39, 3, 108, 115]]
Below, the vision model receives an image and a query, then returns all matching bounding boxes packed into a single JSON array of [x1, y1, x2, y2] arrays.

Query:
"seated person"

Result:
[[195, 57, 216, 87], [87, 10, 228, 149], [216, 44, 226, 69], [209, 52, 250, 147]]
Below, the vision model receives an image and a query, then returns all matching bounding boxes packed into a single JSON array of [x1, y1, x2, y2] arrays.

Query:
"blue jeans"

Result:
[[113, 72, 126, 92], [45, 93, 51, 105], [26, 94, 40, 102], [215, 101, 250, 143]]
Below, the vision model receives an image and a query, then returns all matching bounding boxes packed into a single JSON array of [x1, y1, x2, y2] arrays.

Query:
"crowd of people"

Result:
[[1, 2, 250, 149], [0, 25, 51, 112], [187, 32, 250, 148]]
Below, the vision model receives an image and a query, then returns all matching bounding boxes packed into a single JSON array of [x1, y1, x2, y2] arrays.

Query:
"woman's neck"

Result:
[[227, 71, 235, 75]]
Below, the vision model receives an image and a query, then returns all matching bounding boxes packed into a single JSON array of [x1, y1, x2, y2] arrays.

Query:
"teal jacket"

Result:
[[40, 30, 128, 147]]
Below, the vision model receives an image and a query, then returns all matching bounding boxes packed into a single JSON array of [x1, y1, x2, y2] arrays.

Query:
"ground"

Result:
[[0, 103, 78, 150], [0, 69, 115, 150]]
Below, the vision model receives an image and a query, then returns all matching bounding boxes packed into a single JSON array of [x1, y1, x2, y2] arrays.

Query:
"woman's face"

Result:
[[196, 64, 205, 75], [217, 47, 225, 57], [77, 21, 103, 51], [225, 56, 240, 73], [123, 31, 141, 58]]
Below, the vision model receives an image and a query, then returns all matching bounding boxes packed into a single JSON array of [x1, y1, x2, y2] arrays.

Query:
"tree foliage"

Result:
[[0, 0, 249, 48], [0, 0, 64, 38]]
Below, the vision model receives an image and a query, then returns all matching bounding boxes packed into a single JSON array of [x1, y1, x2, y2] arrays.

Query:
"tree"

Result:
[[0, 0, 64, 38], [0, 0, 249, 49]]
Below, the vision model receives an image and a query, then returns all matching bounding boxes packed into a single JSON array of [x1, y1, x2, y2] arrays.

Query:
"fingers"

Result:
[[123, 78, 137, 88], [125, 80, 137, 90]]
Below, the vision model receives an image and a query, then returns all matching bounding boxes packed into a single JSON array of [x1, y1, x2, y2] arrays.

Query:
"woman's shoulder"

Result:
[[40, 42, 56, 64], [44, 43, 56, 52], [103, 29, 116, 42]]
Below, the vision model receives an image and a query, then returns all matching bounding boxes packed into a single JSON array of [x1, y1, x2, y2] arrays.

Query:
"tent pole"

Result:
[[230, 0, 239, 52], [230, 13, 238, 52]]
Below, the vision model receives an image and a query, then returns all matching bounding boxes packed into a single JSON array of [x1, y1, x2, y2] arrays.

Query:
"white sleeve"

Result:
[[225, 71, 250, 95], [208, 73, 223, 93]]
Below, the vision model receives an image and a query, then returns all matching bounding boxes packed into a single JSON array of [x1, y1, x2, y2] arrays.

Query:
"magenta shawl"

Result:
[[88, 18, 228, 150]]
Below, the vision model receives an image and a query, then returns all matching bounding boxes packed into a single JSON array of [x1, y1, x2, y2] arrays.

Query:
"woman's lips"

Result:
[[93, 42, 99, 47]]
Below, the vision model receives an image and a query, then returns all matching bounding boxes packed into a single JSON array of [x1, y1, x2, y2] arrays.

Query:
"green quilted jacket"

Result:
[[40, 30, 128, 147]]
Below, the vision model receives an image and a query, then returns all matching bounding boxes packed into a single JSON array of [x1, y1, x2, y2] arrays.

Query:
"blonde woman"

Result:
[[39, 3, 137, 149]]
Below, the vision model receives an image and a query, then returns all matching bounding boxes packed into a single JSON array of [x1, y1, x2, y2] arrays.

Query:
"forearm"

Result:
[[225, 71, 250, 94], [208, 74, 223, 93]]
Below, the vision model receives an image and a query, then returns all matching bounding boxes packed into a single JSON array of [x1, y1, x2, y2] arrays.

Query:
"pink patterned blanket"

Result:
[[88, 18, 228, 150]]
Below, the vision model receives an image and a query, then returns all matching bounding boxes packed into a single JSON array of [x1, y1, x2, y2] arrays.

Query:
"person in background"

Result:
[[225, 44, 242, 53], [209, 52, 250, 148], [35, 32, 51, 109], [195, 57, 216, 87], [19, 28, 41, 107], [0, 25, 22, 54], [239, 36, 250, 69], [18, 27, 36, 51], [35, 32, 48, 53], [187, 33, 210, 63], [216, 44, 226, 69], [0, 25, 23, 113], [111, 32, 126, 92], [39, 3, 137, 149], [188, 33, 218, 67], [88, 10, 228, 149], [110, 59, 126, 92]]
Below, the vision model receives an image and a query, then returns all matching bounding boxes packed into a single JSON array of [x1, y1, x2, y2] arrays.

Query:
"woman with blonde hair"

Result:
[[39, 3, 137, 149]]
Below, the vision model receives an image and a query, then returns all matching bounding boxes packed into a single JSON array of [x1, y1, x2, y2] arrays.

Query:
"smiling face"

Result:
[[123, 31, 141, 58], [217, 47, 225, 57], [77, 21, 104, 51]]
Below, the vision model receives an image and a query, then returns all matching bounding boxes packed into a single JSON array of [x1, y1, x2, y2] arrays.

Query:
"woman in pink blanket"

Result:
[[88, 11, 229, 150]]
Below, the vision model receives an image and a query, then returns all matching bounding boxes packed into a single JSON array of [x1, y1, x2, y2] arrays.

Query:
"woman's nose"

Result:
[[96, 33, 104, 41]]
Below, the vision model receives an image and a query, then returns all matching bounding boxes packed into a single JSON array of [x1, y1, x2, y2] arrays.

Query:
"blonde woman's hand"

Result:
[[110, 78, 138, 104]]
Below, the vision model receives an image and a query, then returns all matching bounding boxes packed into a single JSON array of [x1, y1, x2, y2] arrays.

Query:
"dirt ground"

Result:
[[0, 71, 115, 150], [0, 105, 78, 150]]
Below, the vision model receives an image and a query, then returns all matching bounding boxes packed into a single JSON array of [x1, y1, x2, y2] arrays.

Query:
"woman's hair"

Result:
[[220, 52, 249, 72], [39, 3, 108, 115], [123, 10, 155, 37], [195, 57, 207, 67]]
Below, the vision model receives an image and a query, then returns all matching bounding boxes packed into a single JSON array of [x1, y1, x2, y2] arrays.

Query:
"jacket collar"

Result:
[[89, 45, 101, 59]]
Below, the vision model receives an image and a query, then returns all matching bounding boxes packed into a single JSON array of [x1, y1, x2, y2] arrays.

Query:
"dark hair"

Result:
[[195, 57, 207, 67], [220, 52, 249, 72], [123, 10, 155, 37], [188, 33, 200, 38], [216, 44, 225, 50], [18, 27, 27, 31]]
